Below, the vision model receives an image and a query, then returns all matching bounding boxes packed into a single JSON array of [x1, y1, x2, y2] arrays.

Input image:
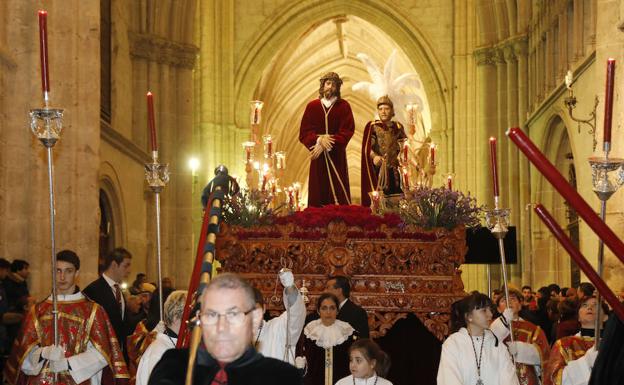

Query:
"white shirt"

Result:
[[255, 288, 306, 364], [339, 298, 348, 310], [335, 374, 393, 385], [21, 292, 109, 385], [102, 273, 125, 317], [560, 332, 596, 385], [489, 316, 541, 367], [437, 328, 519, 385], [136, 332, 177, 385]]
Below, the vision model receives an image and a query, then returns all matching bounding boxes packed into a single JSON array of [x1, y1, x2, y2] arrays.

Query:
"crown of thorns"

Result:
[[319, 72, 343, 86]]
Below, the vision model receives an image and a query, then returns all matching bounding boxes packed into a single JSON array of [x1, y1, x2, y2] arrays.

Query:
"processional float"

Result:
[[505, 58, 624, 348], [31, 11, 63, 379]]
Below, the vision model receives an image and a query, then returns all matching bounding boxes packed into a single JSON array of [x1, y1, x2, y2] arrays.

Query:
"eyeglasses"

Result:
[[200, 307, 256, 326]]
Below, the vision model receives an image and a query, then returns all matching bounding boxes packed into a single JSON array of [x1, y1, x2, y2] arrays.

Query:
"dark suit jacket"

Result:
[[83, 276, 128, 357], [149, 347, 303, 385], [305, 298, 370, 338], [338, 299, 369, 338]]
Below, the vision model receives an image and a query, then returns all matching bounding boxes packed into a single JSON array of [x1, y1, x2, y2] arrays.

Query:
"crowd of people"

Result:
[[0, 246, 622, 385]]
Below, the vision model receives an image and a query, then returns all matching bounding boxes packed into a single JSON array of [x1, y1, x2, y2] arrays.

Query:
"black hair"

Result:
[[349, 338, 391, 377], [317, 292, 340, 311], [10, 259, 29, 273], [521, 285, 532, 291], [103, 247, 132, 270], [450, 292, 493, 332], [0, 258, 10, 270], [578, 282, 595, 297], [548, 283, 561, 295], [537, 286, 550, 309], [328, 275, 351, 298], [57, 250, 80, 270]]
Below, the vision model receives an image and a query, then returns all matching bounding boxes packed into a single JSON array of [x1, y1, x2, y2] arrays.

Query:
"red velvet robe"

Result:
[[126, 320, 157, 385], [299, 98, 354, 207], [4, 296, 129, 385], [543, 335, 594, 385]]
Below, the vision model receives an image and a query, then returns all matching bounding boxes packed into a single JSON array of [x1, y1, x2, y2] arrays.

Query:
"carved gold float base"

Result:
[[216, 221, 467, 340]]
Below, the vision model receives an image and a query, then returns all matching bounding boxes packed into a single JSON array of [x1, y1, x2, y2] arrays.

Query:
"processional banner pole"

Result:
[[485, 137, 514, 344], [144, 92, 169, 323], [32, 10, 64, 365], [178, 166, 231, 385]]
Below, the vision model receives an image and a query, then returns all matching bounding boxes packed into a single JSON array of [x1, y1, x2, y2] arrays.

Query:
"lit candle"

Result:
[[242, 141, 255, 163], [403, 142, 409, 163], [565, 70, 573, 89], [489, 137, 499, 197], [403, 168, 410, 190], [275, 151, 286, 170], [507, 126, 624, 264], [261, 174, 267, 192], [38, 10, 50, 101], [146, 92, 158, 154], [447, 175, 453, 190], [603, 59, 615, 148], [250, 100, 264, 125], [430, 144, 435, 165], [371, 191, 380, 212]]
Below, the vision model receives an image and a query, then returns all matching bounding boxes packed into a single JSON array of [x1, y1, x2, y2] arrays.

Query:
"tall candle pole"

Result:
[[589, 59, 622, 347], [144, 92, 169, 323], [485, 136, 515, 347], [32, 10, 64, 382]]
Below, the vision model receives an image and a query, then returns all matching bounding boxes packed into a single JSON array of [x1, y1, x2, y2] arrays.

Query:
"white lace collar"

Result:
[[46, 291, 84, 301], [304, 319, 354, 348]]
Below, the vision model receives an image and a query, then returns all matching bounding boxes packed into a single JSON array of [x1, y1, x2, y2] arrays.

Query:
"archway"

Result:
[[252, 15, 432, 204], [533, 115, 579, 287]]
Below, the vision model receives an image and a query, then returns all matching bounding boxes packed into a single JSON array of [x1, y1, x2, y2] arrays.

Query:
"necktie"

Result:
[[210, 363, 227, 385], [113, 283, 122, 309]]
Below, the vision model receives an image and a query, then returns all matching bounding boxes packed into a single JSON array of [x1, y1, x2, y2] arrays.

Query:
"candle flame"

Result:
[[147, 91, 153, 96], [489, 137, 496, 142], [38, 10, 47, 15]]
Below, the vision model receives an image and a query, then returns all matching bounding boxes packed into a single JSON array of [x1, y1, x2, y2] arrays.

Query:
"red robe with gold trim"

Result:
[[126, 320, 157, 385], [4, 295, 129, 385], [299, 98, 354, 207], [507, 319, 550, 385], [544, 335, 594, 385]]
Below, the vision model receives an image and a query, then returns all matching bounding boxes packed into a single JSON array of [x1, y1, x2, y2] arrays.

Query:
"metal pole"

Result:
[[594, 199, 606, 348], [155, 191, 164, 322], [46, 145, 59, 348], [487, 264, 492, 298]]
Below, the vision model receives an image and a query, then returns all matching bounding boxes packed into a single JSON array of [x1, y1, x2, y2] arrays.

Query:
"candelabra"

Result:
[[145, 156, 170, 321], [485, 205, 515, 344], [30, 106, 64, 351], [589, 155, 624, 348]]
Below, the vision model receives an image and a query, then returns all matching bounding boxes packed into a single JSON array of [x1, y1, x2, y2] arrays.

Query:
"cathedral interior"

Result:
[[1, 0, 624, 307]]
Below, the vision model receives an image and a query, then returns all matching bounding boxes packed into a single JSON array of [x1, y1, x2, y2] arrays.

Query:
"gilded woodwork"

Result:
[[216, 221, 467, 340]]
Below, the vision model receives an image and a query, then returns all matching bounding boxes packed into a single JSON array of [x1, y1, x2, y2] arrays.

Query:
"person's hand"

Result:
[[373, 156, 383, 166], [279, 269, 295, 288], [310, 144, 324, 160], [40, 345, 65, 361], [318, 135, 334, 151], [295, 356, 307, 369], [502, 308, 514, 324], [49, 358, 68, 373]]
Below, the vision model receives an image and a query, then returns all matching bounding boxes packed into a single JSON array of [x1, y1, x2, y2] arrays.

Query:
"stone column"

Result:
[[0, 1, 100, 296], [514, 38, 532, 286], [573, 0, 584, 60]]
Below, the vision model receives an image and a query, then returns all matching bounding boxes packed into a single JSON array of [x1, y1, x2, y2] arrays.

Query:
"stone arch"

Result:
[[98, 161, 127, 250], [233, 0, 450, 139], [533, 114, 576, 286]]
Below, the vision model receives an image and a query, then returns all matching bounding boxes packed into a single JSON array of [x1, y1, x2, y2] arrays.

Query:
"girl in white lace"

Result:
[[335, 338, 393, 385]]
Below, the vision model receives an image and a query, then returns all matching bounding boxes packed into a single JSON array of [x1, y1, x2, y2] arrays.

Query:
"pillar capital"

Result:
[[474, 47, 497, 66]]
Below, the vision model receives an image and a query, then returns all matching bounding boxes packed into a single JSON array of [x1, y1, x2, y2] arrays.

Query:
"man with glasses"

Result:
[[149, 273, 302, 385]]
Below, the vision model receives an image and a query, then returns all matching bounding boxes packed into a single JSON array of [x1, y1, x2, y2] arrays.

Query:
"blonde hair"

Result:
[[163, 290, 187, 327]]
